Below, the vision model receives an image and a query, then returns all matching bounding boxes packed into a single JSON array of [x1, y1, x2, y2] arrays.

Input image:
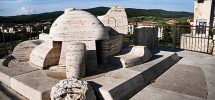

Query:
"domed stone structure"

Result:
[[49, 8, 109, 41], [29, 8, 109, 71], [13, 7, 128, 73]]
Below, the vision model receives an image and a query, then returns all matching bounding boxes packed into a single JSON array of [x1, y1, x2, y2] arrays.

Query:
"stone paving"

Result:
[[131, 47, 215, 100]]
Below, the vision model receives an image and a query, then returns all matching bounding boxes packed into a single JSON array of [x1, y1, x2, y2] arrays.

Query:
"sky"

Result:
[[0, 0, 194, 16]]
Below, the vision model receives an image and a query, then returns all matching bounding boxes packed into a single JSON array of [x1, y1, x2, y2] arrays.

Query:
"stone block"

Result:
[[129, 51, 180, 85], [89, 68, 144, 100], [10, 70, 59, 100], [0, 56, 39, 87]]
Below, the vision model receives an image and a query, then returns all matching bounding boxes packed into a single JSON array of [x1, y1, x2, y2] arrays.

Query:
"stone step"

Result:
[[10, 70, 59, 100], [88, 51, 180, 100]]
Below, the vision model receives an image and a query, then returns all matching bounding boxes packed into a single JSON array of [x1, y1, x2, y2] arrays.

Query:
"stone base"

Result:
[[10, 70, 59, 100], [0, 51, 179, 100], [0, 56, 60, 100], [88, 51, 180, 100]]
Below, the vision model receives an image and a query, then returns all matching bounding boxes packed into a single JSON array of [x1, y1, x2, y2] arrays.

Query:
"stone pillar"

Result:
[[66, 42, 86, 78]]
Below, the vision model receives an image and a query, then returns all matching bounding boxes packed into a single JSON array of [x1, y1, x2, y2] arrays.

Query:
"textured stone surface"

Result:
[[150, 64, 207, 98], [98, 6, 128, 34], [29, 41, 61, 69], [0, 55, 38, 86], [129, 51, 180, 85], [10, 70, 59, 100], [0, 82, 28, 100], [59, 41, 98, 71], [66, 42, 86, 78], [111, 46, 152, 68], [50, 77, 96, 100], [49, 8, 109, 41], [89, 68, 144, 100], [97, 35, 123, 64], [12, 40, 44, 61]]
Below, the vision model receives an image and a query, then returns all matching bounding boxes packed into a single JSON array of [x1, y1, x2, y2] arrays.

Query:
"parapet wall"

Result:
[[180, 34, 214, 53]]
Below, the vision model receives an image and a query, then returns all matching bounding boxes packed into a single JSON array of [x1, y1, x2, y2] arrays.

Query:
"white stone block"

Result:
[[0, 56, 38, 87], [89, 68, 144, 100], [10, 70, 59, 100]]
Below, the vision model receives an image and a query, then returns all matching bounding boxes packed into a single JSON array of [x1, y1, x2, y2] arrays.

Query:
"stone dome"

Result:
[[49, 8, 109, 41]]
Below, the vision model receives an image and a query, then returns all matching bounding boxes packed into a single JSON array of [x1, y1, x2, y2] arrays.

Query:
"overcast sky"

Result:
[[0, 0, 194, 16]]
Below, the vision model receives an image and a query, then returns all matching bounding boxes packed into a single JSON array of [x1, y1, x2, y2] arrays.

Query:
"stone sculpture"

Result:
[[12, 6, 129, 72], [50, 77, 96, 100], [2, 6, 155, 100]]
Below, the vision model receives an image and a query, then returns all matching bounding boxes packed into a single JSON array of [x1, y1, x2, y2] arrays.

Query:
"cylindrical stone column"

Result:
[[66, 42, 86, 78]]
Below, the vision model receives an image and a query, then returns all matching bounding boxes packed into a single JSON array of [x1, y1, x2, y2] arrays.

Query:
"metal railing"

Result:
[[0, 25, 214, 58], [157, 25, 214, 54], [0, 32, 40, 58]]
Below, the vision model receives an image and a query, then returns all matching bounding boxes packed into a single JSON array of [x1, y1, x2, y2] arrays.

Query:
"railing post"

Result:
[[2, 33, 6, 57]]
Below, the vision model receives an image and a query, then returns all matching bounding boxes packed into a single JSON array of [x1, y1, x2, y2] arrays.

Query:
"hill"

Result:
[[0, 7, 193, 23]]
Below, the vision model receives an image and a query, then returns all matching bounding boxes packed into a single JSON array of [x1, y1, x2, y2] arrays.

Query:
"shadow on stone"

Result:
[[0, 82, 24, 100], [2, 55, 15, 67], [88, 81, 103, 100]]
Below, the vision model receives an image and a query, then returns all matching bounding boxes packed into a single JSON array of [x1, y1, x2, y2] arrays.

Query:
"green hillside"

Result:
[[0, 7, 193, 23]]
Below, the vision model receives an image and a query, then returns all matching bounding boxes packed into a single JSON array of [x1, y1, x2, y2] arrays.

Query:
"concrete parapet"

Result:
[[180, 34, 214, 53]]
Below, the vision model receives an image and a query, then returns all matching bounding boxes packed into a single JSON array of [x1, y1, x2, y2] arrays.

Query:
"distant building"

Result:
[[0, 27, 3, 33], [8, 27, 16, 33], [193, 0, 215, 35], [128, 24, 135, 34], [165, 20, 179, 25]]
